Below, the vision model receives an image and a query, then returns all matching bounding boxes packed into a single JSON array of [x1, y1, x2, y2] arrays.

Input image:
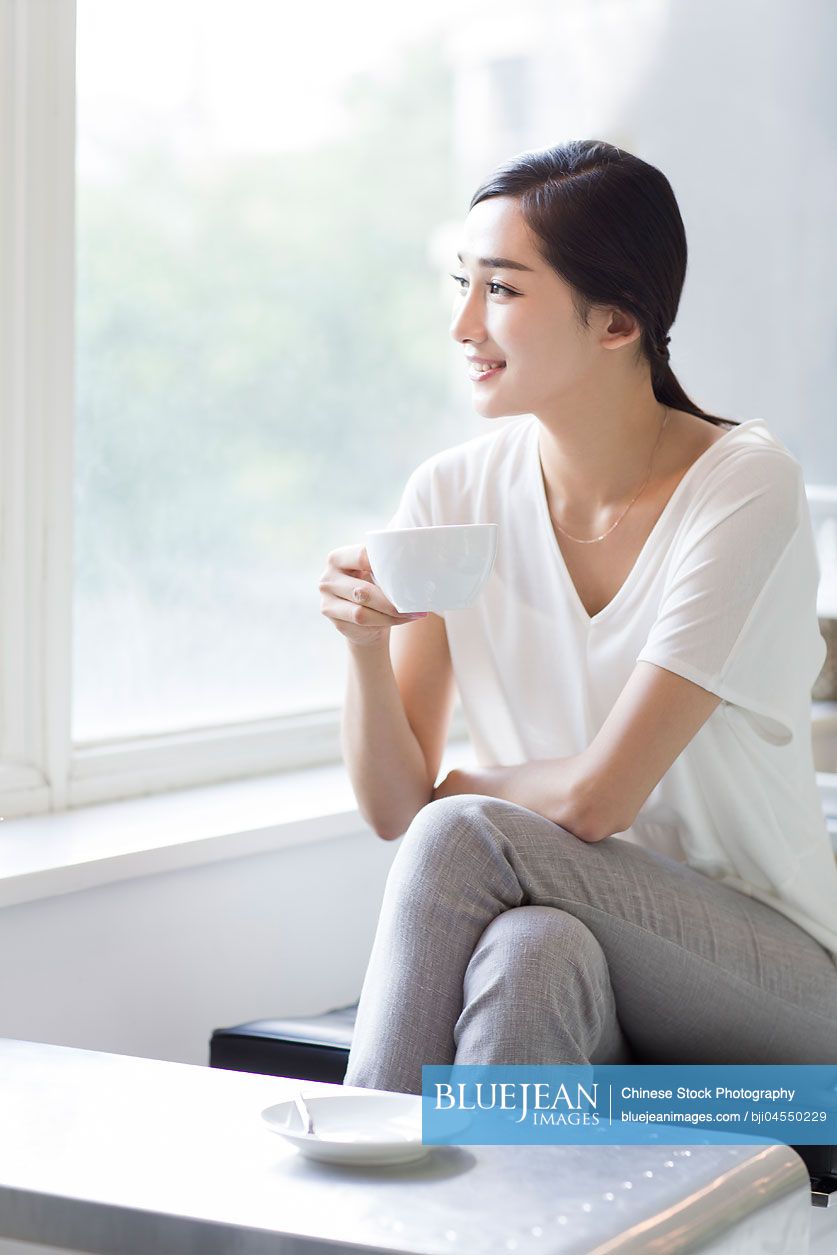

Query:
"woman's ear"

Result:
[[600, 307, 642, 352]]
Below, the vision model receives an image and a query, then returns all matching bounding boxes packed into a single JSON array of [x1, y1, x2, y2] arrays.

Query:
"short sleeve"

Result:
[[383, 459, 434, 531], [636, 451, 824, 747]]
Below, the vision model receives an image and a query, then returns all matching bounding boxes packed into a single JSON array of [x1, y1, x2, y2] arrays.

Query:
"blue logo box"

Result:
[[421, 1064, 837, 1145]]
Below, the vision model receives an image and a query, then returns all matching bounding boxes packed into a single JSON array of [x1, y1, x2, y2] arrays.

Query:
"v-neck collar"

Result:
[[530, 416, 765, 627]]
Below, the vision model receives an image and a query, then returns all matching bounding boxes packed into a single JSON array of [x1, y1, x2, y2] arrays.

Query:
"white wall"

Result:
[[0, 827, 397, 1066]]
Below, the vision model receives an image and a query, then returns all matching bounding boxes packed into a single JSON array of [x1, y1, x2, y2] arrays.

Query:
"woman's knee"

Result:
[[465, 906, 605, 989], [389, 794, 513, 882], [411, 793, 515, 837]]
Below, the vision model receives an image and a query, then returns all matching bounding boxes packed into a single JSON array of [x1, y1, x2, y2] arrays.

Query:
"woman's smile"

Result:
[[467, 361, 506, 382]]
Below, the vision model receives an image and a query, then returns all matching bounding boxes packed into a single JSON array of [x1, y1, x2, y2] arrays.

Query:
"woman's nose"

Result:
[[449, 287, 486, 344]]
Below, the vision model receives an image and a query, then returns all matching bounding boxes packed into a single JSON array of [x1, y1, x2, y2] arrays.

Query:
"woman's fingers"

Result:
[[319, 544, 427, 644], [323, 578, 418, 626]]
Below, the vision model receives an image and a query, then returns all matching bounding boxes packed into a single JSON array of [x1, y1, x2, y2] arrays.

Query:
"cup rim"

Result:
[[366, 523, 498, 537]]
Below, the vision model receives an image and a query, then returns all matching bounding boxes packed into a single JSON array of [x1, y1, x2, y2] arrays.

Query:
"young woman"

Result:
[[320, 139, 837, 1095]]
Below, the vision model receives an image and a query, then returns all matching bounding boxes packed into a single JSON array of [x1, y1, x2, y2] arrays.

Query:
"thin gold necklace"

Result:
[[552, 406, 670, 544]]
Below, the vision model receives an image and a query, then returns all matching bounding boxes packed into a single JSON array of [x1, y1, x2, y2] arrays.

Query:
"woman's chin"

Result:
[[472, 396, 527, 420]]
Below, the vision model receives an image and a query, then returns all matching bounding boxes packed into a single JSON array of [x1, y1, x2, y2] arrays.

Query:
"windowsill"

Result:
[[2, 714, 836, 910], [0, 740, 479, 909]]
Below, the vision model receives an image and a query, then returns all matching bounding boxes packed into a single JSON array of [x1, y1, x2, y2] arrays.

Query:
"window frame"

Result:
[[0, 1, 431, 822], [1, 0, 75, 820], [0, 0, 466, 820]]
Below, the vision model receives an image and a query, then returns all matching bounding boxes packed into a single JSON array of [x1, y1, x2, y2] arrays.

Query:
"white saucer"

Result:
[[261, 1092, 431, 1166]]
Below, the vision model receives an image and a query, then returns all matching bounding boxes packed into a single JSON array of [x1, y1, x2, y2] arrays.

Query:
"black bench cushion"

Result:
[[209, 1001, 358, 1084]]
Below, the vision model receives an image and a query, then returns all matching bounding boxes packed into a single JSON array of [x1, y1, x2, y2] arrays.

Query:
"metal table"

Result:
[[0, 1038, 812, 1254]]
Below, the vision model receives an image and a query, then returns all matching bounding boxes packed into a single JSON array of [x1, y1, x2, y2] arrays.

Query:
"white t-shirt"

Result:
[[385, 414, 837, 967]]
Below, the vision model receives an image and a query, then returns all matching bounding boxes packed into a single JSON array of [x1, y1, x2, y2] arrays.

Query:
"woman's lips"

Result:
[[467, 363, 506, 382]]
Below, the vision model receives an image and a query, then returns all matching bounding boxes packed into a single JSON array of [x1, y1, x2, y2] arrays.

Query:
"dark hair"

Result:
[[469, 139, 737, 430]]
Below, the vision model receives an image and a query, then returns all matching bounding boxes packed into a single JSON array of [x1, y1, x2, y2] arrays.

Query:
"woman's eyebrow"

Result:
[[456, 251, 535, 273]]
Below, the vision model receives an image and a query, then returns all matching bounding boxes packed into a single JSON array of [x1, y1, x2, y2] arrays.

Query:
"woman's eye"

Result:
[[449, 274, 515, 297]]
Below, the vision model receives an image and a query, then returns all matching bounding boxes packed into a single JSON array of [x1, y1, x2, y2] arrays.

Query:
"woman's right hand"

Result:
[[319, 543, 427, 648]]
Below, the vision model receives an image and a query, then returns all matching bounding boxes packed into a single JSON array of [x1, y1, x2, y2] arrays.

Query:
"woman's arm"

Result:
[[432, 658, 722, 843], [343, 640, 434, 840]]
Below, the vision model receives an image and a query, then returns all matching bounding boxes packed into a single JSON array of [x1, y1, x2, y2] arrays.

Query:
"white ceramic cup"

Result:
[[364, 523, 499, 613]]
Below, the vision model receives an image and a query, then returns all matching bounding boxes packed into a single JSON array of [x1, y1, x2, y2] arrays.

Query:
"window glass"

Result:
[[75, 0, 466, 738]]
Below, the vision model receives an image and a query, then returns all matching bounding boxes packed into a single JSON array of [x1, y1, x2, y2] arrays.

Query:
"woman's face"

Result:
[[449, 195, 614, 420]]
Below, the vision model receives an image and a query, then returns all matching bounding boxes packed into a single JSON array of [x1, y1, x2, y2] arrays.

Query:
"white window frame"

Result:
[[0, 1, 357, 819], [0, 0, 75, 820], [0, 0, 468, 821]]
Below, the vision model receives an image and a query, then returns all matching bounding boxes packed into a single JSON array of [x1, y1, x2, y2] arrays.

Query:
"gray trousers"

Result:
[[343, 796, 837, 1096]]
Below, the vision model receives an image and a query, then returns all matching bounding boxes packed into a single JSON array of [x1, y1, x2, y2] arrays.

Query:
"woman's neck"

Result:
[[535, 398, 672, 522]]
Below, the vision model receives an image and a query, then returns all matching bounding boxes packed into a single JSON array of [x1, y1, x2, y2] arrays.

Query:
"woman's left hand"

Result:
[[429, 758, 587, 836], [431, 765, 515, 803]]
